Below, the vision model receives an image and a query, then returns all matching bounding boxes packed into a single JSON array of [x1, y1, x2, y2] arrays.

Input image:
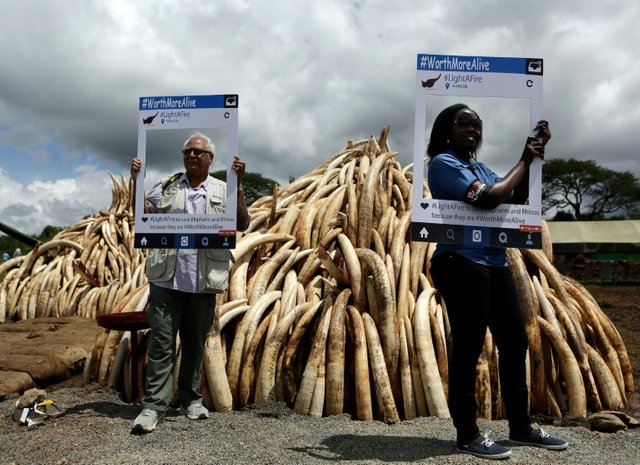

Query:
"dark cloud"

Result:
[[1, 0, 639, 234]]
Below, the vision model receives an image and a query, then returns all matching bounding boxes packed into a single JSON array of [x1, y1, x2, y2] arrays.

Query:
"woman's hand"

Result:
[[520, 136, 545, 165], [534, 120, 551, 146], [520, 120, 550, 165]]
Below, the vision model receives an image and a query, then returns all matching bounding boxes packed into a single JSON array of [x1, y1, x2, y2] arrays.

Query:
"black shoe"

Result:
[[510, 428, 568, 450], [457, 431, 512, 460]]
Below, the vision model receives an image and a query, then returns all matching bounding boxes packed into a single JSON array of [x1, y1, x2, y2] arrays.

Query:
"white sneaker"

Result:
[[132, 408, 163, 433], [184, 400, 209, 420]]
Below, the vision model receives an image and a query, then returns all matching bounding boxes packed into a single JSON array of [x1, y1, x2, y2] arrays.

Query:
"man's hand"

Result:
[[232, 155, 246, 185], [131, 157, 142, 180]]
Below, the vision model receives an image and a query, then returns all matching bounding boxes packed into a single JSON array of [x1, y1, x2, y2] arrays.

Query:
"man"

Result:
[[130, 132, 250, 433]]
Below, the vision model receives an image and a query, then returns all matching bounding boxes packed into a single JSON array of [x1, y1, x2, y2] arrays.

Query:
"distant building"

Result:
[[546, 220, 640, 258]]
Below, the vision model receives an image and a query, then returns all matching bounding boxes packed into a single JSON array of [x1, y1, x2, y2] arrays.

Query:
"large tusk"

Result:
[[362, 312, 400, 424], [413, 287, 450, 418]]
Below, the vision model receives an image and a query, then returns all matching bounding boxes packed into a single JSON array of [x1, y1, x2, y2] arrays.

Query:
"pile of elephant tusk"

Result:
[[0, 128, 633, 423]]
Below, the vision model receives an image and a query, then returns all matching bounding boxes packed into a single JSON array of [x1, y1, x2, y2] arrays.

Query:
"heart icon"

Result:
[[420, 202, 429, 209], [142, 217, 148, 222]]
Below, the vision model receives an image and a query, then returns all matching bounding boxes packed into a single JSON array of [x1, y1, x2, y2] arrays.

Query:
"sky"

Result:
[[1, 0, 639, 236]]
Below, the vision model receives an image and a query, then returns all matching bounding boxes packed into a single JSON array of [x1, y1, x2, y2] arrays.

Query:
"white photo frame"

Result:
[[134, 94, 239, 249], [411, 54, 544, 249]]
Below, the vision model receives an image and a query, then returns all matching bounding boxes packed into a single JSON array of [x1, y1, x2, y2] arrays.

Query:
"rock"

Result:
[[530, 413, 559, 425], [15, 388, 47, 408], [588, 412, 627, 432], [559, 414, 591, 429], [598, 410, 640, 428]]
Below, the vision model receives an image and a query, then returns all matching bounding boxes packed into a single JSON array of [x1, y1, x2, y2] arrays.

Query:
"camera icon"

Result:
[[180, 236, 189, 247], [527, 60, 542, 73], [472, 230, 482, 242]]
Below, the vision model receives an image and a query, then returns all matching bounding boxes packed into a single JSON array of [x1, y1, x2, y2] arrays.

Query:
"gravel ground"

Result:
[[2, 383, 639, 465]]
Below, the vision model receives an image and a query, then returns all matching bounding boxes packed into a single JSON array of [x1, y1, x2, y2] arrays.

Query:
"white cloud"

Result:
[[0, 163, 115, 235], [1, 0, 640, 235]]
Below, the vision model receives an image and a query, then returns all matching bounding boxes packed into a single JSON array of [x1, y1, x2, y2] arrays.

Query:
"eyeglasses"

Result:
[[454, 116, 483, 130], [182, 148, 212, 158]]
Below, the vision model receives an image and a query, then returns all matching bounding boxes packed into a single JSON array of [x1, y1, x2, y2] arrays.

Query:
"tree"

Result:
[[552, 210, 575, 221], [0, 234, 26, 259], [210, 170, 279, 206], [0, 225, 67, 259], [542, 158, 640, 220], [38, 225, 66, 242]]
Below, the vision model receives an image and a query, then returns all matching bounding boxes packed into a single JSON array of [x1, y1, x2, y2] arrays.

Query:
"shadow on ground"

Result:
[[291, 433, 456, 462]]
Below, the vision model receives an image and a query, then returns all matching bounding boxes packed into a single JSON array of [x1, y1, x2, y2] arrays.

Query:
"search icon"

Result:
[[446, 229, 455, 240], [498, 232, 508, 244], [160, 237, 168, 246], [202, 237, 209, 247]]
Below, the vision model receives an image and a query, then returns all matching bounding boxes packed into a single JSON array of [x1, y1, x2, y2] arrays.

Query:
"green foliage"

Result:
[[0, 235, 27, 259], [210, 170, 279, 206], [542, 158, 640, 220], [38, 225, 66, 242], [0, 225, 67, 259], [552, 210, 575, 221]]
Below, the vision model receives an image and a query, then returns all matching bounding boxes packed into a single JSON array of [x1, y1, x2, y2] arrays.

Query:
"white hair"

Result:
[[184, 132, 215, 155]]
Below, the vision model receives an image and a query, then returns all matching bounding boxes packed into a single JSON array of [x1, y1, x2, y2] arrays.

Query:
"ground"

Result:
[[1, 283, 638, 465]]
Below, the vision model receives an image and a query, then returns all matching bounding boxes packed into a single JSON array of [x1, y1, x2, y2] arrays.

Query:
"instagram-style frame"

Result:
[[411, 54, 544, 249], [134, 94, 239, 250]]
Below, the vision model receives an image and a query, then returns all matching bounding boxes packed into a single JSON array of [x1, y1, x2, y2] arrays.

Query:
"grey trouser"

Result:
[[142, 283, 215, 411]]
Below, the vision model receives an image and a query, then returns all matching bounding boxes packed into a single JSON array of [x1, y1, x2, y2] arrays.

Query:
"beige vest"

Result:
[[145, 175, 232, 293]]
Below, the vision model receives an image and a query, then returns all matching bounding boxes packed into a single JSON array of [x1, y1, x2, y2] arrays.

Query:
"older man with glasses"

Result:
[[129, 132, 250, 433]]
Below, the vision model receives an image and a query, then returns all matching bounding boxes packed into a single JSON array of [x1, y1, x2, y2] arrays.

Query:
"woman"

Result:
[[427, 103, 567, 460]]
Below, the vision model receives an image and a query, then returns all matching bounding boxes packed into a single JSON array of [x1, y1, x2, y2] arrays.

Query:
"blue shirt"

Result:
[[428, 150, 507, 267]]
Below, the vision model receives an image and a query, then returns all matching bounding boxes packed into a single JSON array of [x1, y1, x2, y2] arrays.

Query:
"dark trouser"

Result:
[[142, 284, 215, 411], [430, 252, 531, 445]]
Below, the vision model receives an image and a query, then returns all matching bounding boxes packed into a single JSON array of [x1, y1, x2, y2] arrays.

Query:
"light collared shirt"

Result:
[[146, 174, 210, 293]]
